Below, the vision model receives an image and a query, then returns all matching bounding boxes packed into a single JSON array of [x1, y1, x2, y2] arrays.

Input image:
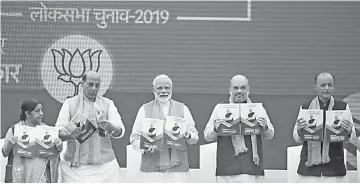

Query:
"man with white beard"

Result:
[[130, 74, 199, 182]]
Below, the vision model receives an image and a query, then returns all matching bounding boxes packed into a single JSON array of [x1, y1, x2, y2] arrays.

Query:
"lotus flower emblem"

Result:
[[51, 48, 102, 98], [14, 165, 24, 172]]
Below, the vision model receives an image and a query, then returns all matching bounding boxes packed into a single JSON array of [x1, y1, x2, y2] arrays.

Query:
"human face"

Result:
[[26, 103, 43, 124], [82, 75, 101, 101], [315, 73, 334, 103], [230, 79, 249, 103], [153, 84, 172, 103]]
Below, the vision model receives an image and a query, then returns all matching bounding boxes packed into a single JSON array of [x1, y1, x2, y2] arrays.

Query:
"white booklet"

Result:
[[325, 110, 350, 142], [140, 118, 165, 149], [215, 103, 241, 136], [13, 125, 36, 158], [163, 116, 188, 150], [239, 103, 265, 135], [298, 109, 323, 141], [35, 126, 59, 158]]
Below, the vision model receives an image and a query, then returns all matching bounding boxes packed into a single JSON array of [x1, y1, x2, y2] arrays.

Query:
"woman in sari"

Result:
[[2, 99, 63, 183]]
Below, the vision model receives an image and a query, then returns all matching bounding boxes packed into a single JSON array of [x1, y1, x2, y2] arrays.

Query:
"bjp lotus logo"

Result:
[[41, 35, 113, 103], [14, 165, 24, 172], [51, 48, 102, 98]]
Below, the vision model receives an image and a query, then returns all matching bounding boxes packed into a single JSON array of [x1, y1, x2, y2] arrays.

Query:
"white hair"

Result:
[[152, 74, 172, 87]]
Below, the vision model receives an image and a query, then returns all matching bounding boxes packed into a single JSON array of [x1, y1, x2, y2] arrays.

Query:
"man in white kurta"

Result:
[[130, 74, 199, 182], [56, 71, 125, 183]]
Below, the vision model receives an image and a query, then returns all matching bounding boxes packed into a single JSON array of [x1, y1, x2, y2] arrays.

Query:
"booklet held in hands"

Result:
[[163, 116, 187, 150], [325, 110, 349, 142], [239, 103, 264, 135], [13, 125, 36, 158], [215, 104, 241, 136], [298, 109, 323, 141], [140, 118, 165, 149]]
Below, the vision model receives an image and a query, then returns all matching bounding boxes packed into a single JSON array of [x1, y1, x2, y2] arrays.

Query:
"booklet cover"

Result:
[[325, 110, 349, 142], [215, 104, 241, 136], [68, 112, 97, 143], [13, 125, 36, 158], [163, 116, 187, 150], [298, 109, 323, 141], [239, 103, 264, 135], [34, 126, 59, 158], [140, 118, 165, 150]]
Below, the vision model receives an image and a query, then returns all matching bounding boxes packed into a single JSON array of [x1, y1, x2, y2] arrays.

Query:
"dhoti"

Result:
[[216, 174, 264, 183], [58, 159, 123, 183]]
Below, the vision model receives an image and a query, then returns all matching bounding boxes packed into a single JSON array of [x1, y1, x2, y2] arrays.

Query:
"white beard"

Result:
[[155, 92, 172, 104]]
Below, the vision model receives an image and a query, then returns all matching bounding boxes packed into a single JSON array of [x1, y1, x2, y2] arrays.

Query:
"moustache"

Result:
[[234, 93, 244, 97]]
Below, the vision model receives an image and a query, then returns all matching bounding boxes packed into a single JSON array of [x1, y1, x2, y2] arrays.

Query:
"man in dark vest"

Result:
[[129, 74, 199, 182], [293, 72, 356, 182], [204, 75, 275, 182]]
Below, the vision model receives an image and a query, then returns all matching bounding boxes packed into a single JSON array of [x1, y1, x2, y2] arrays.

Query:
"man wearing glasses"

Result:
[[293, 72, 356, 182]]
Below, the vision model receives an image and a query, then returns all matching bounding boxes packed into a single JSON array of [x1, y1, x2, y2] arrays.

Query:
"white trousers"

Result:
[[296, 174, 349, 183], [140, 172, 191, 183]]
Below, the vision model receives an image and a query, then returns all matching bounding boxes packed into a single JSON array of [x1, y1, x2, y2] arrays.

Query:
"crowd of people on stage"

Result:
[[2, 71, 359, 183]]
